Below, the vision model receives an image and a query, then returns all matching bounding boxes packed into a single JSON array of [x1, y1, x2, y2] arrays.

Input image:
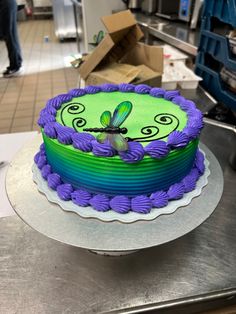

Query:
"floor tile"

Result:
[[0, 111, 15, 119], [32, 124, 41, 132], [34, 108, 44, 117], [18, 96, 35, 103], [17, 101, 34, 109], [0, 119, 12, 128], [0, 126, 11, 134], [11, 117, 33, 128], [0, 104, 17, 112], [1, 97, 18, 104], [11, 125, 32, 133], [0, 19, 78, 134], [14, 109, 34, 118]]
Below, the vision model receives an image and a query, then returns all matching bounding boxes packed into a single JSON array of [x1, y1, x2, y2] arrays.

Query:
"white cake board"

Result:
[[5, 135, 223, 255]]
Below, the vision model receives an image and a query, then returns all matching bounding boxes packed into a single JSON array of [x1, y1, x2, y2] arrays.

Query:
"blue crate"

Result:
[[195, 54, 236, 111], [202, 0, 236, 27], [199, 30, 236, 71]]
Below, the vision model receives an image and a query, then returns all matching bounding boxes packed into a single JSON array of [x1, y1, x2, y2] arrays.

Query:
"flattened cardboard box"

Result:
[[78, 10, 163, 87], [86, 63, 141, 85]]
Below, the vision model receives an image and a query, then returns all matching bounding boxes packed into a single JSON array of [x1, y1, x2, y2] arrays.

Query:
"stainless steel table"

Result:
[[134, 13, 200, 56], [1, 91, 236, 314]]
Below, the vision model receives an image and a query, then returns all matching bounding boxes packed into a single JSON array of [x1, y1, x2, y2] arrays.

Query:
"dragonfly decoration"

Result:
[[83, 101, 133, 151], [89, 30, 105, 47]]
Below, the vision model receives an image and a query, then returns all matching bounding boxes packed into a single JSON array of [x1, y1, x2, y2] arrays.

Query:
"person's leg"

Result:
[[2, 0, 22, 71]]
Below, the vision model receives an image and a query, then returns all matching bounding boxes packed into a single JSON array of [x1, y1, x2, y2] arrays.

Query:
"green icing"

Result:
[[56, 92, 187, 145], [43, 131, 198, 195]]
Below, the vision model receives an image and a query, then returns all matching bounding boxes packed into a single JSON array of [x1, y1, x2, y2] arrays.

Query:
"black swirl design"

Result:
[[127, 126, 160, 142], [60, 103, 86, 131], [72, 117, 86, 129], [154, 113, 178, 126], [129, 113, 179, 142]]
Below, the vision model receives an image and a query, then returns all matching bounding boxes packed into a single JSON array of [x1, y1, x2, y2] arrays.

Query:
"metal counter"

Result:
[[1, 88, 236, 313], [52, 0, 76, 40], [134, 13, 200, 56]]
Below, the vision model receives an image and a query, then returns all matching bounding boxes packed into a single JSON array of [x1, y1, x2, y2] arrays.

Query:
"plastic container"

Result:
[[220, 67, 236, 92], [176, 64, 202, 89], [228, 30, 236, 55], [196, 53, 236, 111], [162, 61, 202, 90], [162, 62, 179, 90], [162, 44, 188, 62], [199, 18, 236, 71], [202, 0, 236, 27], [177, 79, 202, 89], [162, 81, 178, 90]]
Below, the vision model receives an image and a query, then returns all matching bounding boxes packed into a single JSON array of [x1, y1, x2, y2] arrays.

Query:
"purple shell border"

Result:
[[38, 83, 204, 163], [34, 145, 205, 214]]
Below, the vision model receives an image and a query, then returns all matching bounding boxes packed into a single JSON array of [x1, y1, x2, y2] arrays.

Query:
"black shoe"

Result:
[[3, 67, 22, 78]]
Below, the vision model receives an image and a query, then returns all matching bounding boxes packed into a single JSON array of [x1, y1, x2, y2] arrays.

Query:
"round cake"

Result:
[[34, 83, 205, 214]]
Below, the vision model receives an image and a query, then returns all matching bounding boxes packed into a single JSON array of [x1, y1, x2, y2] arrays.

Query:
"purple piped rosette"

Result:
[[144, 140, 170, 158], [34, 145, 205, 214], [92, 140, 116, 157], [38, 83, 204, 163]]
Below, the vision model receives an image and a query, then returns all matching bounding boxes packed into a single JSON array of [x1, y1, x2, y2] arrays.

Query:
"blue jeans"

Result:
[[0, 0, 22, 70]]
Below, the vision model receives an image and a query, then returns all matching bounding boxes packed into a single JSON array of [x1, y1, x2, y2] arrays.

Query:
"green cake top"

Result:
[[38, 84, 203, 162], [56, 92, 187, 146]]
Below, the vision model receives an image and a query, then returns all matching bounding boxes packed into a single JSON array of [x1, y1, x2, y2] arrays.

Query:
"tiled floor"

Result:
[[0, 19, 78, 134]]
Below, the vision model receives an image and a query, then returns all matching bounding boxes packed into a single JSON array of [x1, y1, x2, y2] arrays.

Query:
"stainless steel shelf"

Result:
[[134, 13, 199, 56]]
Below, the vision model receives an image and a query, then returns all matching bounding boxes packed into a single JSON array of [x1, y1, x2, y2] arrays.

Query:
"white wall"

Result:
[[82, 0, 126, 52]]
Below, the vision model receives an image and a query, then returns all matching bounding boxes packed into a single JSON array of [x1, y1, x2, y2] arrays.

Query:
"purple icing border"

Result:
[[38, 83, 204, 164], [34, 146, 205, 214]]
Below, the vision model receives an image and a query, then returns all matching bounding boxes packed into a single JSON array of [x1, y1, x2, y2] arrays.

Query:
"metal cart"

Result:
[[52, 0, 76, 40]]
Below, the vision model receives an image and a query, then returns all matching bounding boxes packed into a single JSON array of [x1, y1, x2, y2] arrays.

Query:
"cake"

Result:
[[34, 83, 205, 214]]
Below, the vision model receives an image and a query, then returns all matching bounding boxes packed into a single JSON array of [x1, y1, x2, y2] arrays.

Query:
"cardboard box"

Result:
[[78, 10, 163, 87]]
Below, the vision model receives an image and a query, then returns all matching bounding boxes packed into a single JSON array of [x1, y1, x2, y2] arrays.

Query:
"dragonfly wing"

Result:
[[97, 132, 108, 143], [100, 111, 111, 127], [111, 101, 133, 127], [108, 133, 128, 152]]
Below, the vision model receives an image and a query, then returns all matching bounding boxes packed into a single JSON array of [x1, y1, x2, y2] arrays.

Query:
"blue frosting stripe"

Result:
[[43, 130, 198, 196], [34, 145, 205, 214]]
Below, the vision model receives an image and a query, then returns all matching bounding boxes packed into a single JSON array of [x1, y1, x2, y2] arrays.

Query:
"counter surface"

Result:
[[135, 12, 200, 56], [1, 89, 236, 314]]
